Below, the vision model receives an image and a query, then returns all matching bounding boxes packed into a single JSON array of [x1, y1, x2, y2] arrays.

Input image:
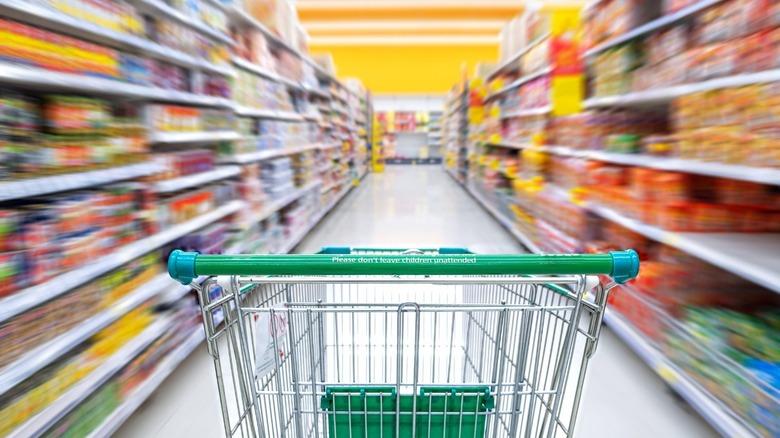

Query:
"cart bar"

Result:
[[318, 247, 473, 254], [168, 249, 639, 285]]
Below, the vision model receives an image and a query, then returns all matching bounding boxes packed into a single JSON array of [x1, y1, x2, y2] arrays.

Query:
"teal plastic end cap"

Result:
[[319, 246, 352, 254], [609, 249, 640, 284], [438, 247, 472, 255], [168, 250, 199, 285]]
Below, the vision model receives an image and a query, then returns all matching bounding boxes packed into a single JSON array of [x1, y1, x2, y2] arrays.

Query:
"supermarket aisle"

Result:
[[116, 166, 715, 437]]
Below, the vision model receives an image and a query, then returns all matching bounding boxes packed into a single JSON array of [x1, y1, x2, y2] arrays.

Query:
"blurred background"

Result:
[[0, 0, 778, 437]]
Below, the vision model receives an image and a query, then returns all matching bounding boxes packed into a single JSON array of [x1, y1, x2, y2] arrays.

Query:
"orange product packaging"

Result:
[[656, 203, 690, 232], [629, 167, 656, 201], [651, 171, 690, 203], [689, 203, 731, 232]]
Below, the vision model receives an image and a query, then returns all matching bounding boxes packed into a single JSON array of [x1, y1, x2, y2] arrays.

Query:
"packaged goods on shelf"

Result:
[[147, 105, 234, 132], [157, 182, 238, 228], [21, 93, 150, 173], [154, 149, 215, 180], [0, 186, 150, 293], [586, 163, 780, 232], [589, 235, 780, 436], [43, 379, 121, 438], [0, 304, 155, 436], [235, 163, 267, 221], [164, 222, 229, 257], [227, 119, 316, 155], [589, 0, 780, 96], [145, 18, 229, 66], [664, 310, 780, 437], [291, 150, 315, 187], [234, 70, 293, 111], [244, 0, 297, 43], [38, 302, 200, 438], [159, 0, 229, 34], [0, 18, 119, 78], [500, 77, 550, 115], [118, 303, 200, 392], [584, 0, 674, 50], [0, 253, 158, 369], [280, 192, 317, 240], [261, 157, 295, 200], [233, 29, 276, 71], [45, 0, 144, 35], [673, 85, 780, 167]]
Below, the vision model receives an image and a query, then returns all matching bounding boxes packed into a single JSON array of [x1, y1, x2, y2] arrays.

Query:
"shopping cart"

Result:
[[168, 246, 639, 438]]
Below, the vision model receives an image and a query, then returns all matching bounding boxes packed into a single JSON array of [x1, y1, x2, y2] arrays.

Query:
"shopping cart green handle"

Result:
[[168, 249, 639, 285]]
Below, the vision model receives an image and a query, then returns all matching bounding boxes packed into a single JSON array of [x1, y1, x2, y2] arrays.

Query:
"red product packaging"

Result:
[[0, 252, 24, 296]]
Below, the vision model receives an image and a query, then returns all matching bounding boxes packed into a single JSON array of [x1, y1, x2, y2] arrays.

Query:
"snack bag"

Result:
[[253, 304, 288, 378]]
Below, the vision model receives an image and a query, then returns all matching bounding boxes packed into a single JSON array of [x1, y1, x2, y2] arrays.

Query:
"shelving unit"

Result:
[[493, 143, 780, 185], [603, 309, 756, 437], [8, 318, 173, 438], [0, 0, 372, 435], [451, 1, 780, 436], [153, 166, 242, 193], [0, 162, 162, 202], [590, 204, 780, 294], [149, 131, 241, 144], [84, 328, 205, 438], [0, 200, 245, 324]]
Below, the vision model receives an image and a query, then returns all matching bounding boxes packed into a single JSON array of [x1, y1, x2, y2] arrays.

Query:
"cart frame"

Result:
[[170, 247, 638, 438]]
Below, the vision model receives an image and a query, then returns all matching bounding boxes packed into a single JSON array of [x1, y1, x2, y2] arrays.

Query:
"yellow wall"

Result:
[[310, 44, 498, 94]]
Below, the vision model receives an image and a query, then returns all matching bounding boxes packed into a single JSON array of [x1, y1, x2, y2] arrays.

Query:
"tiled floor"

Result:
[[116, 166, 716, 437]]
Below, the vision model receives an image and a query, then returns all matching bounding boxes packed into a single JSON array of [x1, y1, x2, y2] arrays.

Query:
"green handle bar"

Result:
[[168, 249, 639, 285]]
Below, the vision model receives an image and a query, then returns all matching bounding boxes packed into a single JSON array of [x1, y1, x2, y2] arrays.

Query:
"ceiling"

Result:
[[298, 1, 589, 45], [297, 0, 526, 46]]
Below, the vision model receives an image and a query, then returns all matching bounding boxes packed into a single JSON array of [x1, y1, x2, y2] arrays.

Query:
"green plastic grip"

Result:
[[168, 249, 639, 285]]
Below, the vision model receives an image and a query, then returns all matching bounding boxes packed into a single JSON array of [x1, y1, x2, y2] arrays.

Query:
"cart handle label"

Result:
[[169, 249, 639, 285]]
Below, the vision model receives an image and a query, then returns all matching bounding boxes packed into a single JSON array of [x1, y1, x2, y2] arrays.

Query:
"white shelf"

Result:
[[487, 34, 551, 80], [278, 184, 353, 254], [0, 63, 233, 105], [500, 105, 552, 119], [85, 327, 205, 438], [486, 67, 553, 102], [241, 181, 321, 228], [220, 144, 324, 164], [303, 85, 330, 99], [603, 308, 756, 438], [320, 179, 347, 194], [465, 185, 542, 254], [7, 317, 171, 438], [0, 162, 162, 202], [234, 106, 304, 121], [0, 0, 233, 76], [590, 204, 780, 294], [231, 57, 302, 89], [0, 274, 172, 397], [584, 69, 780, 108], [153, 165, 242, 193], [0, 200, 245, 324], [132, 0, 233, 44], [584, 0, 727, 57], [531, 145, 780, 186], [149, 130, 240, 144]]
